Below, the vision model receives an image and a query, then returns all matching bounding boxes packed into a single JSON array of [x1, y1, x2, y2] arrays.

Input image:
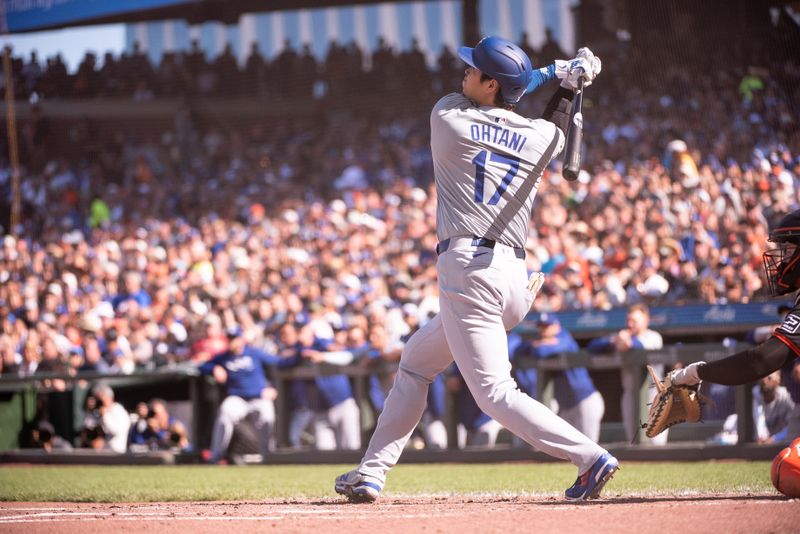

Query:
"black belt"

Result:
[[436, 236, 525, 259]]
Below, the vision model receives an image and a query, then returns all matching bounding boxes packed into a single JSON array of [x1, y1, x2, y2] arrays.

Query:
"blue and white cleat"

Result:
[[564, 452, 619, 501], [334, 470, 382, 503]]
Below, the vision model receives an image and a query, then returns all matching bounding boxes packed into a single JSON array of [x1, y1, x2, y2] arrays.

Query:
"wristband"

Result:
[[525, 63, 556, 94]]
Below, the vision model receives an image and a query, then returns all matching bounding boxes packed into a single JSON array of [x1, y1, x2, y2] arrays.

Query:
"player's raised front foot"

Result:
[[334, 470, 382, 503], [564, 452, 619, 501]]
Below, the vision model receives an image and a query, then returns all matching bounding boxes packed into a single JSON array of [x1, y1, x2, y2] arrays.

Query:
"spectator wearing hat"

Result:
[[199, 325, 283, 463], [587, 303, 666, 445], [524, 314, 605, 443]]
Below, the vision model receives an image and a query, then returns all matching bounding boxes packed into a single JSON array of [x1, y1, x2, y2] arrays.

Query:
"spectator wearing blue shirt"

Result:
[[289, 324, 362, 450], [274, 322, 314, 449], [363, 323, 403, 416], [199, 325, 282, 462], [527, 314, 605, 443], [128, 402, 159, 450], [112, 271, 152, 310]]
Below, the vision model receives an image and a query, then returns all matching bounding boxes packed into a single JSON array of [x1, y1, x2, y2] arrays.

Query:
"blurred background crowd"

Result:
[[1, 14, 799, 457]]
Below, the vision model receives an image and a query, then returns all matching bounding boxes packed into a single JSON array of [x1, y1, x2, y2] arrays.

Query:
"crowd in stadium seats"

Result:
[[1, 34, 799, 453], [5, 29, 577, 102], [9, 38, 450, 101]]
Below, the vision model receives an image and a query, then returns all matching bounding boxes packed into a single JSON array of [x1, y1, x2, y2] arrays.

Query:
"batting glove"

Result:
[[555, 48, 602, 91]]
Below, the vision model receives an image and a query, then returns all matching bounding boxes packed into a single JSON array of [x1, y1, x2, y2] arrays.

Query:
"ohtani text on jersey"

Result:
[[469, 123, 527, 153]]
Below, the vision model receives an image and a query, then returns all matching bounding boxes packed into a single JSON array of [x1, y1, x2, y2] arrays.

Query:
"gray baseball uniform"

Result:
[[432, 92, 560, 248], [354, 92, 608, 486]]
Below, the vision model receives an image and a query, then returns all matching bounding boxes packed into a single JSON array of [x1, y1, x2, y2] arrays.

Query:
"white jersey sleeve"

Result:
[[430, 93, 564, 248]]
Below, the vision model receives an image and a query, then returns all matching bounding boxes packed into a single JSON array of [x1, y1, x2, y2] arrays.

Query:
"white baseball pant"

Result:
[[357, 243, 606, 485]]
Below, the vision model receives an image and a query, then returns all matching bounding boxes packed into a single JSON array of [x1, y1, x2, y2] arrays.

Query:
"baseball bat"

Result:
[[562, 75, 585, 181]]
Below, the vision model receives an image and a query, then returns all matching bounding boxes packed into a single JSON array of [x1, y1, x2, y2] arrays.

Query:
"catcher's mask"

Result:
[[763, 209, 800, 296]]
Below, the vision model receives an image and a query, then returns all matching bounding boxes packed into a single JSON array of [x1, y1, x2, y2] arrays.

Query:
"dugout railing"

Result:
[[0, 341, 759, 458]]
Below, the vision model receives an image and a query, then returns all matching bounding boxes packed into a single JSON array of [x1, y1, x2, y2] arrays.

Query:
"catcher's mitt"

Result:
[[643, 365, 702, 438]]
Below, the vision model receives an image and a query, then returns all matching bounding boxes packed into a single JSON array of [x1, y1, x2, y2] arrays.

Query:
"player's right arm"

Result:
[[540, 87, 575, 137]]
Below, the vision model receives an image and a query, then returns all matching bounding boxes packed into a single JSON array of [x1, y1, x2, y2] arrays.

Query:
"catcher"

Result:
[[646, 209, 800, 439]]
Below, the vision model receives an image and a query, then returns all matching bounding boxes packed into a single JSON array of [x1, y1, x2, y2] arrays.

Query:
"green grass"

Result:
[[0, 462, 773, 502]]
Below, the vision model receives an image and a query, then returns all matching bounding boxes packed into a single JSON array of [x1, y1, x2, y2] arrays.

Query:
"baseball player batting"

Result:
[[335, 36, 617, 502]]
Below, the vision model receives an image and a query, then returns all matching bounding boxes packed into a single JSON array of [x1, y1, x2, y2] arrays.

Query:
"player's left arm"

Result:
[[540, 86, 575, 136], [696, 336, 796, 385]]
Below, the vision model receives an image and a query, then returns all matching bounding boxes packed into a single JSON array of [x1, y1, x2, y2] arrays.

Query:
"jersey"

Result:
[[529, 329, 598, 410], [774, 293, 800, 359], [199, 346, 280, 399], [773, 293, 800, 403], [430, 92, 565, 248]]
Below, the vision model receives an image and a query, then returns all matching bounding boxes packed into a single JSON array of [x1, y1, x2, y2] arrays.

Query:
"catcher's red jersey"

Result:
[[773, 294, 800, 358]]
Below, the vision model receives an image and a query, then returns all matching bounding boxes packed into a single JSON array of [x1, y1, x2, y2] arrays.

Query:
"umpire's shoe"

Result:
[[564, 452, 619, 501], [334, 470, 382, 503]]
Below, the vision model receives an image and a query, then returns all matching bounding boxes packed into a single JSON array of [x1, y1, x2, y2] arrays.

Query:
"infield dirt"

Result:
[[1, 494, 797, 534]]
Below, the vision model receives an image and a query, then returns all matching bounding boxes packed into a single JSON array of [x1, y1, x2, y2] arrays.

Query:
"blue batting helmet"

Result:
[[458, 36, 533, 104]]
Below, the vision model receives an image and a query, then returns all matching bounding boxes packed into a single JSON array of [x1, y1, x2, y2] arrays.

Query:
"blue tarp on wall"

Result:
[[2, 0, 198, 33], [523, 301, 794, 335]]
